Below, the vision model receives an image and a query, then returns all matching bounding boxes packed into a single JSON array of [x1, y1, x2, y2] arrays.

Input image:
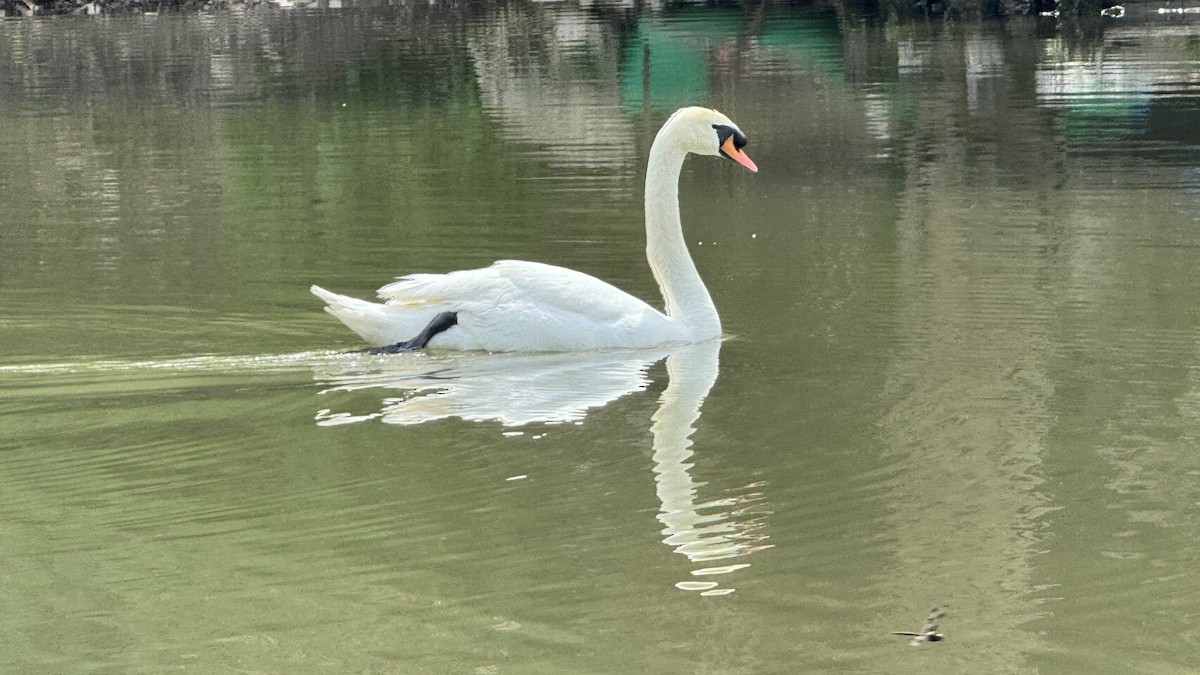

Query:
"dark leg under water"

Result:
[[360, 311, 459, 354]]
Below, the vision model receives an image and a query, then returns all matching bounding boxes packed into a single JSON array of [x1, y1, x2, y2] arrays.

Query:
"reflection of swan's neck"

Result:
[[652, 342, 723, 556], [645, 129, 720, 339]]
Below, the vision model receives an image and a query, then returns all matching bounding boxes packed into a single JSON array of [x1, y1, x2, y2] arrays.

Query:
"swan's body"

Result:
[[312, 107, 756, 352]]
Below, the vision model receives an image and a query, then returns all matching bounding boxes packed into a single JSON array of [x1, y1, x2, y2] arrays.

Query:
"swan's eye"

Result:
[[712, 124, 748, 151]]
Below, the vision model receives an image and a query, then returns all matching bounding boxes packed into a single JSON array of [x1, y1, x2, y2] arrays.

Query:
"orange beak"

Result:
[[721, 136, 758, 173]]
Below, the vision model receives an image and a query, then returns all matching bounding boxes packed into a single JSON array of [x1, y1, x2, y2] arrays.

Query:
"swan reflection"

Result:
[[313, 341, 769, 594], [650, 343, 772, 595], [314, 348, 660, 427]]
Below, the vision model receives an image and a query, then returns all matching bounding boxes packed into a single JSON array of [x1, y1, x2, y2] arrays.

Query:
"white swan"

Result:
[[310, 106, 757, 352]]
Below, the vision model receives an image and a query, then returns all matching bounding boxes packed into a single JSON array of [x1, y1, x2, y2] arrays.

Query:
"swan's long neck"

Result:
[[645, 128, 720, 339]]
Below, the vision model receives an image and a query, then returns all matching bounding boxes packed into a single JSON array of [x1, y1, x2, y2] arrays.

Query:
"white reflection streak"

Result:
[[652, 342, 767, 595], [313, 341, 766, 594], [314, 350, 660, 427], [465, 3, 637, 182]]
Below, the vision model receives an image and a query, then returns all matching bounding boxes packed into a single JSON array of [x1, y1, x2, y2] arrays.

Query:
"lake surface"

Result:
[[4, 2, 1200, 672]]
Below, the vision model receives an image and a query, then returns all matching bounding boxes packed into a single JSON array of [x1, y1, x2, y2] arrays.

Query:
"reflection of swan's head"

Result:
[[661, 107, 757, 174]]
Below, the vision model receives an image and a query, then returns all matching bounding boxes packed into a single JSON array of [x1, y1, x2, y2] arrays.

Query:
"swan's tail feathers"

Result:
[[311, 285, 405, 346]]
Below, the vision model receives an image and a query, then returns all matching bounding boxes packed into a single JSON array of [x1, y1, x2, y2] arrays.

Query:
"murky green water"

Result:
[[4, 2, 1200, 672]]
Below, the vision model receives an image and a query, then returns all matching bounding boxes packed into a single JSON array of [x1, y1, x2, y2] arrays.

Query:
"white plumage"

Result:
[[311, 106, 757, 352]]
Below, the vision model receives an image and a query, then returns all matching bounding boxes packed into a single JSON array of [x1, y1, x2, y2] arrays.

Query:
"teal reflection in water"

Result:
[[619, 10, 742, 113]]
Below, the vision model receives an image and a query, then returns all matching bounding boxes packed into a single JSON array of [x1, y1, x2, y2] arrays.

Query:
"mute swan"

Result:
[[311, 106, 757, 352]]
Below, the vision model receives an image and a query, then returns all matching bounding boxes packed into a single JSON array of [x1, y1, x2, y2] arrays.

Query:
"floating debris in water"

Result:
[[892, 606, 946, 646]]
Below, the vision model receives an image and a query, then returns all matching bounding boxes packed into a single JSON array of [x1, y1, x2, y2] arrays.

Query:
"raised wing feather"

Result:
[[377, 260, 660, 323]]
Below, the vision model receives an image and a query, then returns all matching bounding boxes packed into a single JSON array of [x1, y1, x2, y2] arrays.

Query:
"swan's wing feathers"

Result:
[[488, 260, 657, 321], [377, 260, 658, 322], [376, 273, 458, 307]]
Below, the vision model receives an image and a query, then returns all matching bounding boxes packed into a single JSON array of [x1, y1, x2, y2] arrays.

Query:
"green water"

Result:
[[3, 3, 1200, 672]]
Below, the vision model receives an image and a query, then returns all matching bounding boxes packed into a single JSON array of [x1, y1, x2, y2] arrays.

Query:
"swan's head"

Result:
[[664, 107, 758, 174]]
